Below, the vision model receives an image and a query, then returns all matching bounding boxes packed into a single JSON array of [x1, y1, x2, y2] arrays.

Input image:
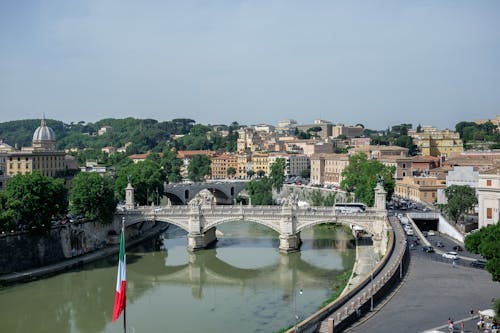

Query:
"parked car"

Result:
[[427, 230, 435, 236], [405, 229, 414, 236], [452, 245, 463, 252], [442, 251, 459, 260], [422, 246, 435, 253], [470, 259, 487, 269], [435, 241, 444, 247]]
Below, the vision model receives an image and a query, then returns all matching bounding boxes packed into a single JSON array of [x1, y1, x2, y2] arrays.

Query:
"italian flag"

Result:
[[112, 229, 126, 322]]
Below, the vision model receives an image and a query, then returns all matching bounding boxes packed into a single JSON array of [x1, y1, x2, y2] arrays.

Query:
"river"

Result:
[[0, 221, 355, 333]]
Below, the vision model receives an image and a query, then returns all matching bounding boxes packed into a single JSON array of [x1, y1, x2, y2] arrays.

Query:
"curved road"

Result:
[[345, 234, 500, 332]]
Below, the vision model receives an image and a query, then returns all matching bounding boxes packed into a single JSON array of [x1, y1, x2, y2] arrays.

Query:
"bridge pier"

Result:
[[188, 228, 217, 252], [279, 233, 301, 253]]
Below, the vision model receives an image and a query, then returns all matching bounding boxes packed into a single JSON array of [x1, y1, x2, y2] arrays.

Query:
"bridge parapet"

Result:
[[116, 204, 388, 254]]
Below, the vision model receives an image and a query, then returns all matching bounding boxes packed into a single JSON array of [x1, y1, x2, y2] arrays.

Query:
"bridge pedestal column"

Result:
[[188, 228, 217, 252], [279, 233, 301, 253]]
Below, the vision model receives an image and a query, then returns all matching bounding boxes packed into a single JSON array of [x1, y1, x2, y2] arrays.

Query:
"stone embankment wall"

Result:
[[275, 185, 349, 204], [0, 219, 154, 275]]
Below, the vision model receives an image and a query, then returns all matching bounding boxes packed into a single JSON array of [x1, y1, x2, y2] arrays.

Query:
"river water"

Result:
[[0, 221, 355, 333]]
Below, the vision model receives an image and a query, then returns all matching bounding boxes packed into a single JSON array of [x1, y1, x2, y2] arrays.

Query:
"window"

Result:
[[487, 208, 492, 219], [487, 179, 492, 186]]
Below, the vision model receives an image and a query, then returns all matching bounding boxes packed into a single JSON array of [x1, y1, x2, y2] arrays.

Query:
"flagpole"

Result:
[[122, 217, 127, 333]]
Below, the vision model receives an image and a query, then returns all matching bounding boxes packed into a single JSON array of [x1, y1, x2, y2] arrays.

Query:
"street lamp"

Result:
[[370, 253, 379, 312]]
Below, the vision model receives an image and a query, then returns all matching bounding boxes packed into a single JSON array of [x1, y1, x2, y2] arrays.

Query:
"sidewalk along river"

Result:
[[0, 221, 355, 333]]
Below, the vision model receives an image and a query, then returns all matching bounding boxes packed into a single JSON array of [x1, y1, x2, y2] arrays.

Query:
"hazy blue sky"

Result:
[[1, 0, 499, 130]]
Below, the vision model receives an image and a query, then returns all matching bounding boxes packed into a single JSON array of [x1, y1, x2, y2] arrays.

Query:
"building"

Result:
[[477, 167, 500, 228], [5, 118, 66, 178], [98, 126, 113, 136], [269, 153, 310, 177], [436, 166, 480, 204], [332, 124, 364, 138], [210, 153, 238, 179], [410, 129, 463, 157], [379, 156, 413, 180], [310, 153, 349, 185], [395, 176, 446, 204], [252, 153, 269, 176], [411, 155, 441, 176], [237, 154, 252, 179], [101, 146, 116, 154], [351, 145, 409, 159], [296, 121, 333, 140]]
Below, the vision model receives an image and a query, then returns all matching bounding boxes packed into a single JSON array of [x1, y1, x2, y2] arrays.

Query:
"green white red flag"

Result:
[[112, 229, 126, 322]]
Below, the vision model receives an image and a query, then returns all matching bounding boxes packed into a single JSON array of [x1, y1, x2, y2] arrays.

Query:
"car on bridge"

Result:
[[422, 246, 435, 253], [470, 259, 486, 269]]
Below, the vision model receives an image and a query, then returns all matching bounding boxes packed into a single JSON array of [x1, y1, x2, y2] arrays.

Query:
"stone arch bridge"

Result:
[[117, 203, 389, 255], [164, 180, 248, 205]]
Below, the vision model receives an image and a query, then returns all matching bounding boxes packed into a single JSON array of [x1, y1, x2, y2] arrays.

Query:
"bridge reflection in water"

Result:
[[130, 225, 354, 300]]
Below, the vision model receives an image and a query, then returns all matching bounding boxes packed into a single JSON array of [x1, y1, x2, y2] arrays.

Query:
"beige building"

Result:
[[379, 156, 413, 180], [252, 153, 270, 176], [477, 167, 500, 228], [5, 119, 66, 179], [332, 124, 364, 138], [351, 145, 409, 159], [237, 154, 252, 179], [210, 153, 238, 179], [395, 176, 446, 204], [411, 129, 463, 157], [310, 153, 349, 185]]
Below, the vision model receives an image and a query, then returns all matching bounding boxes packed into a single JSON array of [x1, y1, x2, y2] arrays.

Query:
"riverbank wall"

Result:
[[0, 218, 156, 275]]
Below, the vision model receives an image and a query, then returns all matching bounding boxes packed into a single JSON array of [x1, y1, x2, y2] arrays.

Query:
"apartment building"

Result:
[[477, 167, 500, 228], [310, 153, 349, 185], [410, 129, 463, 157], [269, 153, 310, 177], [252, 153, 269, 176], [395, 176, 445, 204], [210, 153, 238, 179]]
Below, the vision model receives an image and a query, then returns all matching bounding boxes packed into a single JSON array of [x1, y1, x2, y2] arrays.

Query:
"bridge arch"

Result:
[[203, 218, 281, 235]]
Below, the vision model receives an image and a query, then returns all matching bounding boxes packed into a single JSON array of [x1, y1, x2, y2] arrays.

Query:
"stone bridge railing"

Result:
[[285, 216, 408, 333]]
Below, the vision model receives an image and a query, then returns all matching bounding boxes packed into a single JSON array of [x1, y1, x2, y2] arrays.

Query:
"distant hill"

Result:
[[0, 118, 196, 153]]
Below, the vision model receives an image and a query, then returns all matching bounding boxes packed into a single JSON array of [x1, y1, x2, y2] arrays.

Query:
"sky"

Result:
[[1, 0, 499, 130]]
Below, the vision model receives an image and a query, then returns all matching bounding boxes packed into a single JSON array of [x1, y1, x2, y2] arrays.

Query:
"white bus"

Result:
[[334, 203, 367, 213]]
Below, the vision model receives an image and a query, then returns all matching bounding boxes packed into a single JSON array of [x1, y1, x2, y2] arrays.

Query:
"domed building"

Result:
[[4, 117, 66, 179], [32, 117, 57, 151]]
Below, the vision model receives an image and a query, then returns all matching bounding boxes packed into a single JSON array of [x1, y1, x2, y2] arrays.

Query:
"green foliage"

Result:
[[188, 155, 211, 182], [310, 190, 337, 206], [464, 223, 500, 281], [269, 158, 286, 193], [340, 153, 395, 207], [115, 159, 165, 205], [246, 178, 273, 205], [364, 123, 417, 155], [247, 170, 255, 178], [300, 168, 310, 179], [1, 172, 68, 233], [161, 149, 182, 183], [444, 185, 478, 223], [173, 123, 239, 152], [227, 167, 237, 177], [70, 173, 117, 224], [456, 120, 498, 145], [494, 297, 500, 319]]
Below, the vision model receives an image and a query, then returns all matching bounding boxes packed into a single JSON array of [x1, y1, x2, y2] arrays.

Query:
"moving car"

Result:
[[435, 241, 444, 247], [427, 230, 435, 236], [422, 246, 435, 253], [442, 251, 459, 260], [470, 259, 486, 269], [452, 245, 463, 252]]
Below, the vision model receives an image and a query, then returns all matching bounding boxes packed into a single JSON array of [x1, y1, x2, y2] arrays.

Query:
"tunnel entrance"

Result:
[[413, 218, 439, 232]]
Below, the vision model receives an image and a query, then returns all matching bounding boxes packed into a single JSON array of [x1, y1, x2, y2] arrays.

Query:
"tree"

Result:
[[227, 167, 237, 178], [256, 170, 266, 178], [444, 185, 478, 224], [247, 170, 255, 179], [269, 158, 286, 193], [188, 155, 211, 182], [300, 169, 311, 179], [115, 159, 165, 205], [246, 178, 273, 205], [70, 172, 116, 224], [340, 153, 395, 207], [311, 190, 323, 206], [464, 223, 500, 281], [161, 148, 182, 183], [1, 172, 68, 233]]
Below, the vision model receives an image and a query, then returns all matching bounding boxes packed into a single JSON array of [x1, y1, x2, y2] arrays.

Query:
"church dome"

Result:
[[33, 118, 56, 142]]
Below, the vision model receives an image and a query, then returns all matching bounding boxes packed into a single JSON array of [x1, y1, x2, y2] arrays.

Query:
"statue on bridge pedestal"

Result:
[[376, 174, 384, 187]]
